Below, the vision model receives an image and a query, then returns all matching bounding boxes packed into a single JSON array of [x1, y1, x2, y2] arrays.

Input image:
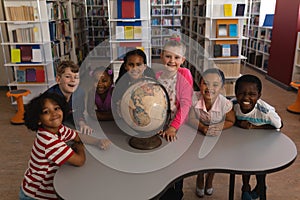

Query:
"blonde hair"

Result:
[[162, 40, 186, 56]]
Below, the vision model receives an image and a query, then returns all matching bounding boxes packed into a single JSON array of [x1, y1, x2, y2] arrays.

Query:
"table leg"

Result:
[[259, 174, 267, 200], [229, 173, 235, 200]]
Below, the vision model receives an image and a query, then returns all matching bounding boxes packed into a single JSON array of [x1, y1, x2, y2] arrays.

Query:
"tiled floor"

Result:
[[1, 66, 300, 200]]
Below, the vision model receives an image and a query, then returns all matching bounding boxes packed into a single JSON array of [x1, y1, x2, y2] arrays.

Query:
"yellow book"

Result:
[[11, 49, 21, 63], [124, 26, 134, 40], [223, 4, 232, 17], [133, 26, 142, 39]]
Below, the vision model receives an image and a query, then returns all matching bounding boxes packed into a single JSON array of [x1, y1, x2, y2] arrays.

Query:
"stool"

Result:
[[6, 89, 31, 124], [287, 81, 300, 114]]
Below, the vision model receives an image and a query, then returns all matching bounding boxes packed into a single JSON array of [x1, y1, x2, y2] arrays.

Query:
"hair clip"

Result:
[[107, 69, 113, 75], [170, 37, 180, 42]]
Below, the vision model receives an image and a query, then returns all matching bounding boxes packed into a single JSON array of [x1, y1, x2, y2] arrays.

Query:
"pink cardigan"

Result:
[[156, 67, 193, 130]]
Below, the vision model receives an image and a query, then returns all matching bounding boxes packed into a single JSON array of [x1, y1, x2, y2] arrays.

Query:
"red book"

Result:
[[20, 45, 32, 62], [36, 69, 45, 82], [122, 0, 135, 18]]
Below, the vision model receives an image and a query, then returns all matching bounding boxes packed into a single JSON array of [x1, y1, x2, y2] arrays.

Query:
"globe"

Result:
[[118, 78, 170, 138], [113, 78, 170, 138]]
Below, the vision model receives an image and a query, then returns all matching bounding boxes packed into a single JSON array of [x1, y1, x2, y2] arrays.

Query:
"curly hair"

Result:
[[235, 74, 262, 95], [24, 92, 70, 131], [90, 65, 114, 83]]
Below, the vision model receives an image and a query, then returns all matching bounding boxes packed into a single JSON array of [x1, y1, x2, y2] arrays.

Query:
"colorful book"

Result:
[[228, 24, 238, 37], [124, 26, 134, 39], [235, 4, 245, 16], [20, 45, 32, 62], [222, 44, 231, 57], [16, 69, 26, 82], [122, 0, 135, 18], [36, 68, 45, 82], [25, 68, 36, 82], [133, 26, 142, 39], [217, 24, 227, 37], [11, 49, 21, 63], [223, 4, 232, 17]]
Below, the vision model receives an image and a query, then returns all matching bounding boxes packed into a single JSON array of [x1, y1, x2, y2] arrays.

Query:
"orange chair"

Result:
[[6, 89, 31, 124], [287, 81, 300, 114]]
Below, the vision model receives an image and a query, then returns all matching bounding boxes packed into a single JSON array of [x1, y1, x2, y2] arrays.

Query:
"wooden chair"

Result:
[[287, 81, 300, 114]]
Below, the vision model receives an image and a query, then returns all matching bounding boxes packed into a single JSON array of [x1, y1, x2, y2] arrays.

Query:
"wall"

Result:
[[267, 0, 300, 88]]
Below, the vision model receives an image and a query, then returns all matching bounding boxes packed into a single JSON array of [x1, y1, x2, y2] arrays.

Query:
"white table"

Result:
[[54, 122, 297, 200]]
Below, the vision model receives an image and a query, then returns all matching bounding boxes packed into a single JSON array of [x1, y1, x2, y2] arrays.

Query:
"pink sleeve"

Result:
[[170, 68, 193, 130]]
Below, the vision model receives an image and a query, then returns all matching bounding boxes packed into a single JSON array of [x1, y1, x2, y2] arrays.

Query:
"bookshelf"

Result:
[[292, 32, 300, 86], [181, 0, 250, 97], [86, 0, 109, 52], [242, 0, 276, 73], [151, 0, 182, 57], [71, 0, 89, 65], [107, 0, 151, 81], [0, 0, 56, 104]]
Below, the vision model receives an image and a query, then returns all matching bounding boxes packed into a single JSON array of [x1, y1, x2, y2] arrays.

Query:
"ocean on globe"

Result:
[[120, 79, 169, 134]]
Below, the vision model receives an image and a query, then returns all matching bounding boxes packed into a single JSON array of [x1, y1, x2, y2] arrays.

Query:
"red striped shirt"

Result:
[[21, 125, 77, 200]]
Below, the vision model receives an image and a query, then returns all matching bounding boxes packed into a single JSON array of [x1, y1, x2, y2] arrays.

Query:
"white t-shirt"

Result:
[[233, 98, 282, 129], [192, 92, 233, 125]]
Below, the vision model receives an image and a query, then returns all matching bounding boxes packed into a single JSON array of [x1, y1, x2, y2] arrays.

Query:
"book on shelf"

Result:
[[217, 24, 228, 37], [133, 26, 142, 39], [222, 44, 231, 57], [31, 48, 43, 63], [228, 24, 238, 37], [19, 45, 33, 62], [223, 4, 232, 17], [116, 26, 125, 40], [11, 49, 21, 63], [16, 69, 26, 82], [121, 0, 135, 18], [124, 26, 134, 39], [214, 44, 222, 57], [235, 4, 245, 16], [36, 68, 45, 82], [263, 14, 274, 27], [25, 68, 36, 82], [230, 44, 239, 56]]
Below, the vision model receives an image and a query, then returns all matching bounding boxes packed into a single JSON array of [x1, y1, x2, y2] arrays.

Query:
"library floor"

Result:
[[1, 66, 300, 200]]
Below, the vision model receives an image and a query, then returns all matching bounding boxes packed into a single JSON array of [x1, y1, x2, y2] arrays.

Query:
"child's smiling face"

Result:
[[161, 46, 185, 72], [124, 55, 146, 80], [39, 99, 63, 133], [56, 67, 80, 94], [236, 82, 261, 114], [200, 73, 223, 104], [94, 71, 112, 95]]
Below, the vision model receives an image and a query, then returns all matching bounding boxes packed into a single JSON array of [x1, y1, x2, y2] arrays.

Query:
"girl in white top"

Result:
[[188, 68, 235, 198]]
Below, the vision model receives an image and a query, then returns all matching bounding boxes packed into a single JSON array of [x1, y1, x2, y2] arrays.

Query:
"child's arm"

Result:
[[95, 110, 114, 121], [188, 107, 209, 134], [78, 133, 111, 150], [67, 135, 86, 166], [223, 109, 236, 130]]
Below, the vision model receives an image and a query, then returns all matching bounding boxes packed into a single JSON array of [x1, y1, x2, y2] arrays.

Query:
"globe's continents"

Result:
[[120, 79, 169, 137]]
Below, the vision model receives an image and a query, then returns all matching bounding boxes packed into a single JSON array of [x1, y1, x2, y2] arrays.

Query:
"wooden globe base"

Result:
[[129, 135, 162, 150]]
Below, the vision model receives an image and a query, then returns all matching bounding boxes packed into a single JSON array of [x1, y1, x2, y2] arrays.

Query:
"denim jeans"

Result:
[[19, 187, 36, 200]]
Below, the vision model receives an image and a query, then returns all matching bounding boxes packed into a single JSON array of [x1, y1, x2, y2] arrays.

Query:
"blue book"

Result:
[[229, 24, 238, 37]]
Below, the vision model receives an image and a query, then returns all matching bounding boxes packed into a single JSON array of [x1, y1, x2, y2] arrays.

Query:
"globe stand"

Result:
[[129, 135, 162, 150]]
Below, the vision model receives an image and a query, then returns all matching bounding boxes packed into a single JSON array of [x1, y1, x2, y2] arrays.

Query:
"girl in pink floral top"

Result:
[[156, 40, 193, 142]]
